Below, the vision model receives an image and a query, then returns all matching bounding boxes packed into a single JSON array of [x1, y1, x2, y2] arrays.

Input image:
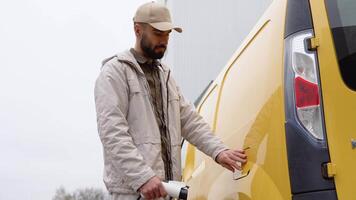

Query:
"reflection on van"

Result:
[[182, 0, 356, 199]]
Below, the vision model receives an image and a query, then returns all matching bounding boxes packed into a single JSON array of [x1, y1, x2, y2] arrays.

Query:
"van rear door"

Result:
[[310, 0, 356, 199]]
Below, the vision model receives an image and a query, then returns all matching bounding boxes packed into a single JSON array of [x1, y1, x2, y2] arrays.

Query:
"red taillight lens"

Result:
[[294, 76, 320, 108]]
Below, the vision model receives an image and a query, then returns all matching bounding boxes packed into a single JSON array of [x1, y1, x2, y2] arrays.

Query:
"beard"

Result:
[[141, 34, 166, 59]]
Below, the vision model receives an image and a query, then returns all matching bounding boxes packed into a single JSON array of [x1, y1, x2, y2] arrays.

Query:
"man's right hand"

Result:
[[216, 149, 247, 172], [139, 176, 167, 200]]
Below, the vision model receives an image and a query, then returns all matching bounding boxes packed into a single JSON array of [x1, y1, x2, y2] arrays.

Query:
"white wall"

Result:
[[163, 0, 273, 101]]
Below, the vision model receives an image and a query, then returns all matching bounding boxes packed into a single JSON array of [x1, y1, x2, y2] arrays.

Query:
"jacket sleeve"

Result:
[[94, 62, 155, 192], [178, 87, 229, 161]]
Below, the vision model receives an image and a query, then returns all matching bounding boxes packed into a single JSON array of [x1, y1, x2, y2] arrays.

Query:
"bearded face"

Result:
[[140, 32, 167, 59]]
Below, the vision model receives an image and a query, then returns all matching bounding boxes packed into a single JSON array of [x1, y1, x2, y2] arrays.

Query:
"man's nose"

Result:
[[158, 40, 168, 48], [161, 34, 169, 43]]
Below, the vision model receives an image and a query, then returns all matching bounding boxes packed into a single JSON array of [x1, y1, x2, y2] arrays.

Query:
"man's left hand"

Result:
[[216, 149, 247, 172]]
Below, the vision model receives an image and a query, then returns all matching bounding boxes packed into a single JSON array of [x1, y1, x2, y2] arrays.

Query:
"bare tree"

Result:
[[73, 188, 109, 200], [52, 186, 74, 200], [52, 186, 109, 200]]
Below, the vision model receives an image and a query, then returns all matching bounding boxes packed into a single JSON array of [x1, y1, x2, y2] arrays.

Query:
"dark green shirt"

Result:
[[130, 48, 173, 181]]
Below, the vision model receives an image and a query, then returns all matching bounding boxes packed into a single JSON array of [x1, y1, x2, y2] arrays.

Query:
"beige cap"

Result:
[[133, 2, 182, 33]]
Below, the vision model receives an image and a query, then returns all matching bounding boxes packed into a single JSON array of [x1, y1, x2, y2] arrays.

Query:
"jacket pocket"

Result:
[[127, 78, 144, 95]]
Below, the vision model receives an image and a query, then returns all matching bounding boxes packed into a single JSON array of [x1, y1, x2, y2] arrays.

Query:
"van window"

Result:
[[325, 0, 356, 90]]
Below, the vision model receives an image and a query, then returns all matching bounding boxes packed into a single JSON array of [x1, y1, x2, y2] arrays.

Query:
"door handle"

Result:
[[233, 146, 251, 181]]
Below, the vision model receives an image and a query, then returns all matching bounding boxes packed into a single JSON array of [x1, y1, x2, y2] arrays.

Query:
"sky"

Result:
[[0, 0, 150, 199]]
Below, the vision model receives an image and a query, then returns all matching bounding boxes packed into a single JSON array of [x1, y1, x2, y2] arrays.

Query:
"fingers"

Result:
[[220, 156, 241, 171], [141, 187, 153, 199], [143, 186, 160, 200], [222, 163, 235, 172], [152, 186, 161, 199], [230, 152, 247, 164], [228, 158, 242, 171], [236, 149, 247, 154], [232, 149, 247, 158], [218, 149, 248, 172], [225, 150, 247, 163], [140, 176, 167, 200]]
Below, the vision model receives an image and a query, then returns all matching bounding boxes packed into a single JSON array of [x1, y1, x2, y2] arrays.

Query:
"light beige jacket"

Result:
[[94, 50, 228, 195]]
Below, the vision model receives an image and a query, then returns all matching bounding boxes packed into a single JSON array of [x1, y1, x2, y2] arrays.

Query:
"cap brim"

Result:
[[149, 22, 183, 33]]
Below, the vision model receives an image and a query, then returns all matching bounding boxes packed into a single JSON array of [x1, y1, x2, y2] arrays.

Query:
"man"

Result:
[[94, 2, 247, 200]]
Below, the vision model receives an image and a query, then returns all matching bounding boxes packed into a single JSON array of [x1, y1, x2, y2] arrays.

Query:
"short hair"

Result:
[[134, 22, 148, 29]]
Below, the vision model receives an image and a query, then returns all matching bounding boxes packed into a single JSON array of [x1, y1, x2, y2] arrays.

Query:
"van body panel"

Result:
[[181, 84, 219, 190], [184, 0, 291, 199], [183, 0, 355, 199], [310, 0, 356, 199]]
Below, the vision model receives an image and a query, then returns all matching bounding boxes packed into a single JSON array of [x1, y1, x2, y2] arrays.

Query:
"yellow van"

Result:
[[182, 0, 356, 199]]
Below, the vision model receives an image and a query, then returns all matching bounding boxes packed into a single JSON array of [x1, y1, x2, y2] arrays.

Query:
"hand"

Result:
[[138, 176, 167, 200], [216, 149, 247, 172]]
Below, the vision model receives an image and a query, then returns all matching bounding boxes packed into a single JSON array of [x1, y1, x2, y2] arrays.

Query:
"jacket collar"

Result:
[[101, 49, 169, 76], [116, 50, 168, 75], [116, 50, 145, 75]]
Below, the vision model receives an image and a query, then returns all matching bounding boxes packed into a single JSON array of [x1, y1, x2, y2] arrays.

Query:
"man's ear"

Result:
[[134, 23, 143, 38]]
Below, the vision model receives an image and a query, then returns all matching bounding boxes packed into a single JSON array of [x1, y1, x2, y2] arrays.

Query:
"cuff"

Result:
[[130, 169, 156, 192], [212, 146, 229, 163]]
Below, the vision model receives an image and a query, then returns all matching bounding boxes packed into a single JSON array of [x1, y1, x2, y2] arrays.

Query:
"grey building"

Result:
[[160, 0, 272, 102]]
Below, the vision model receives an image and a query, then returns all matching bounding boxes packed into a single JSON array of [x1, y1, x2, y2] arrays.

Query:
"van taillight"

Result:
[[295, 76, 320, 108], [288, 31, 324, 140]]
